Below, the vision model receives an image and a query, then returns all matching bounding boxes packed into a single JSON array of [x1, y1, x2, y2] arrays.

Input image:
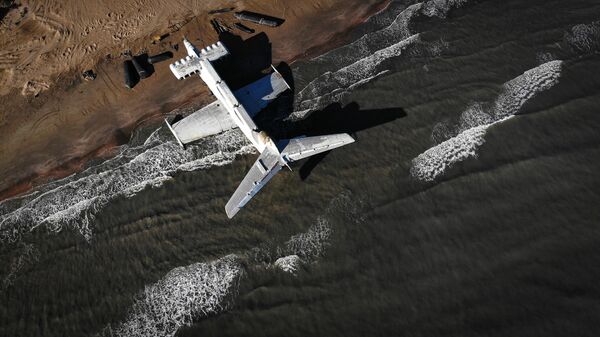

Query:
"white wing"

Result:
[[166, 101, 237, 146], [280, 134, 355, 162], [225, 147, 283, 218]]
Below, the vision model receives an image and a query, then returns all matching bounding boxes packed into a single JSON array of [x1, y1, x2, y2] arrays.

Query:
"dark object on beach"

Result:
[[220, 20, 233, 32], [234, 22, 255, 34], [148, 51, 173, 64], [234, 11, 284, 27], [131, 55, 150, 79], [123, 60, 139, 89], [172, 43, 179, 51], [208, 7, 234, 15], [210, 19, 228, 34], [82, 70, 96, 81]]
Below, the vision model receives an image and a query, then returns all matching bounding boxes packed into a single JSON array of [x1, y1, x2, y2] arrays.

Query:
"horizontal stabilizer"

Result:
[[170, 56, 203, 80], [225, 147, 283, 218], [170, 42, 229, 80], [280, 133, 355, 162], [198, 41, 229, 61], [233, 66, 291, 117], [166, 101, 237, 146]]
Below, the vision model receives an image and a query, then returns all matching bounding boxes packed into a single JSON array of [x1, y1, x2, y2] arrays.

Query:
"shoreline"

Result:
[[0, 0, 390, 202]]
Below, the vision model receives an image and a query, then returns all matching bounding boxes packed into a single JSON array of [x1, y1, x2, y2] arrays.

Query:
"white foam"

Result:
[[273, 255, 301, 274], [492, 60, 563, 119], [97, 192, 365, 337], [411, 122, 492, 182], [422, 0, 468, 18], [536, 51, 558, 64], [293, 2, 425, 116], [457, 102, 494, 134], [0, 128, 254, 243], [285, 217, 332, 261], [292, 0, 467, 119], [310, 3, 423, 67], [293, 34, 421, 119], [412, 60, 563, 181], [564, 21, 600, 54], [108, 255, 243, 337], [1, 243, 39, 289]]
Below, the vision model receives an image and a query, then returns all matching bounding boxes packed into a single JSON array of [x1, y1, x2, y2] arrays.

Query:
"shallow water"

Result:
[[2, 0, 600, 336]]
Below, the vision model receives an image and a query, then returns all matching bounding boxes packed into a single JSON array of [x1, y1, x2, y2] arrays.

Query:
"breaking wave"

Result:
[[292, 0, 467, 119], [0, 127, 254, 243], [411, 121, 500, 182], [294, 34, 420, 118], [99, 192, 362, 337], [285, 217, 333, 261], [563, 20, 600, 54], [411, 60, 564, 182], [104, 255, 243, 337], [421, 0, 468, 18], [308, 3, 423, 69], [308, 0, 466, 68], [273, 255, 301, 274]]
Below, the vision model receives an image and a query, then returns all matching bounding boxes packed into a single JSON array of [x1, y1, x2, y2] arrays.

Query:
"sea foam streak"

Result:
[[411, 60, 563, 182], [308, 3, 423, 69], [421, 0, 468, 18], [292, 0, 465, 119], [309, 0, 465, 68], [273, 255, 301, 274], [0, 0, 467, 243], [101, 193, 361, 337], [106, 255, 243, 337], [294, 34, 421, 117], [272, 191, 366, 273], [1, 243, 39, 289], [0, 128, 254, 243], [563, 20, 600, 54], [285, 217, 333, 261]]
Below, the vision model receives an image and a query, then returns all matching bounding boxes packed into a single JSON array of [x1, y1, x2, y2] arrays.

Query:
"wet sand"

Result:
[[0, 0, 389, 200]]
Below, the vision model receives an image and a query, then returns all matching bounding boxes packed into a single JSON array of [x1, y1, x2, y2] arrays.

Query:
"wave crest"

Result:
[[0, 128, 254, 243], [107, 255, 243, 337], [411, 60, 563, 181]]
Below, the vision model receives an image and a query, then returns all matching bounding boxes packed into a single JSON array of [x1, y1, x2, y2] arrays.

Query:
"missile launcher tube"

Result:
[[234, 11, 279, 27]]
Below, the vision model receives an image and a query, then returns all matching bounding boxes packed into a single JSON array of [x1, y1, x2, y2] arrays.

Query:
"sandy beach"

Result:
[[0, 0, 388, 200]]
